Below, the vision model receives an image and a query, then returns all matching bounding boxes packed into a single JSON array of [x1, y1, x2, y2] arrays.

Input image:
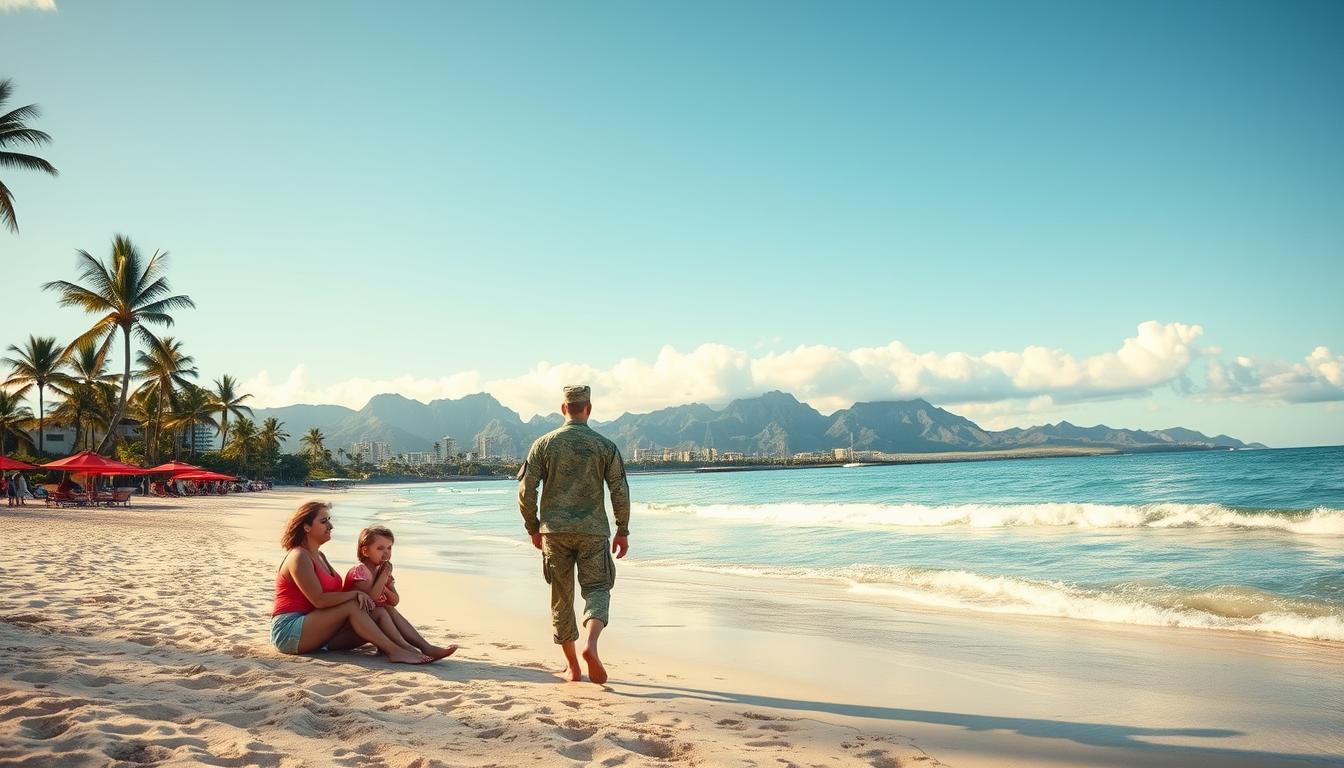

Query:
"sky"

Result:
[[2, 0, 1342, 447]]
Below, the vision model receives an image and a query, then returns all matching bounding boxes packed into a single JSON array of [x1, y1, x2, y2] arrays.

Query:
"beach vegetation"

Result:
[[0, 390, 37, 454], [209, 374, 253, 451], [43, 236, 196, 453], [135, 336, 197, 464], [0, 78, 58, 234], [3, 334, 71, 455]]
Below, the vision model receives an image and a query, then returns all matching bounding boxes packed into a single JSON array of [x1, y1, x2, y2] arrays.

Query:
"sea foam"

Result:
[[649, 561, 1344, 642], [636, 501, 1344, 535]]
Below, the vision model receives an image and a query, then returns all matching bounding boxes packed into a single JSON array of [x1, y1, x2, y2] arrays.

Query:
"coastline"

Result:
[[2, 489, 1340, 767]]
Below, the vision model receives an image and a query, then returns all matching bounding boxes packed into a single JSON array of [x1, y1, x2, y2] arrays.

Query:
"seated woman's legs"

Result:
[[295, 602, 427, 663]]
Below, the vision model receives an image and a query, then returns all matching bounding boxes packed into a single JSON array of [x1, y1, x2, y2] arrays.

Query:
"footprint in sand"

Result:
[[19, 714, 74, 740], [609, 736, 689, 760], [104, 741, 173, 765]]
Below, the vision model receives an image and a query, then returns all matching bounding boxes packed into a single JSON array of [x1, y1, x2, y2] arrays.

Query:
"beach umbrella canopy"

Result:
[[40, 451, 147, 475], [172, 470, 236, 482], [0, 456, 38, 471], [144, 460, 204, 475]]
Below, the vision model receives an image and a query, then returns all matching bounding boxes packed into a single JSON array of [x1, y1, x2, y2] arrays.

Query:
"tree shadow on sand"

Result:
[[613, 682, 1336, 767]]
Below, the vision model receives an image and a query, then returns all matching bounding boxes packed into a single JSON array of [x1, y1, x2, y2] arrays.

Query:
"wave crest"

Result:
[[636, 501, 1344, 535], [651, 561, 1344, 642]]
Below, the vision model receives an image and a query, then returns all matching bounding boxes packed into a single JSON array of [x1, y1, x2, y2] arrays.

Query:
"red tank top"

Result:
[[272, 550, 345, 616]]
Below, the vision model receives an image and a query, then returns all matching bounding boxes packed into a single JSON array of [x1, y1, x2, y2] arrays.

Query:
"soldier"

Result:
[[518, 384, 631, 684]]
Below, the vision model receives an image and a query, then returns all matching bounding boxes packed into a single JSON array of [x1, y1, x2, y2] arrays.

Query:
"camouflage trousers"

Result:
[[541, 533, 615, 644]]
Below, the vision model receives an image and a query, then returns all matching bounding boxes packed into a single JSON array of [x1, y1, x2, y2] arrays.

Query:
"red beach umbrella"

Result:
[[144, 460, 204, 475], [172, 470, 237, 482], [0, 456, 38, 471], [40, 451, 148, 475]]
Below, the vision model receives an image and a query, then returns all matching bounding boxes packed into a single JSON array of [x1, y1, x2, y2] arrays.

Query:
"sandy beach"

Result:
[[2, 488, 1340, 767]]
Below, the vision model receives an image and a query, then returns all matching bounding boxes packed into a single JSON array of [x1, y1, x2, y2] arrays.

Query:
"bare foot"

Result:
[[425, 644, 458, 661], [555, 664, 582, 682], [389, 648, 430, 664], [582, 647, 607, 685]]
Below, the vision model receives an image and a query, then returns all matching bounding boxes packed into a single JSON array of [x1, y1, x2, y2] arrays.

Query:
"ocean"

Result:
[[335, 445, 1344, 643]]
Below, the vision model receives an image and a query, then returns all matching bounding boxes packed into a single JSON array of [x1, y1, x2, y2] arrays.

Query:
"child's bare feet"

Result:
[[388, 648, 430, 664], [555, 664, 582, 682], [582, 646, 607, 685], [424, 644, 458, 661]]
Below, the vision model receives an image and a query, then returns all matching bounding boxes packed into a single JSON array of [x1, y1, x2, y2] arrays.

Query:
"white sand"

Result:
[[2, 488, 1341, 767]]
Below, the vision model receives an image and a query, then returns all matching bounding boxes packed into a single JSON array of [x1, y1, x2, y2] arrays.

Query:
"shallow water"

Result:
[[339, 445, 1344, 642]]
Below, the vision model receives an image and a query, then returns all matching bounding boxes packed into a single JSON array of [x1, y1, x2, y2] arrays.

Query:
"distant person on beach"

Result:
[[13, 472, 28, 505], [518, 384, 631, 684], [3, 473, 12, 507], [271, 501, 430, 664], [344, 525, 457, 661]]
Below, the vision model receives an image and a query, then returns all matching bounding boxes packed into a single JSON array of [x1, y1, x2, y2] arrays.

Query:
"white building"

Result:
[[350, 441, 392, 466]]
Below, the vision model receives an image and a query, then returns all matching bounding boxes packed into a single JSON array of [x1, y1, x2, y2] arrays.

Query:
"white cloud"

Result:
[[0, 0, 56, 12], [242, 321, 1250, 419], [1202, 346, 1344, 404]]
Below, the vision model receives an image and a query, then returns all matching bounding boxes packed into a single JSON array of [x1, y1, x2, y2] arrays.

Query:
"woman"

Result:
[[271, 500, 429, 663]]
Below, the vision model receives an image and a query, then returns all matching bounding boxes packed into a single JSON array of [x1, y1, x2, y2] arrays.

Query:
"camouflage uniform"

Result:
[[519, 393, 631, 645]]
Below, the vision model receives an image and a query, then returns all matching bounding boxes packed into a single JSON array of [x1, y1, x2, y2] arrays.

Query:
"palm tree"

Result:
[[300, 428, 326, 465], [136, 336, 197, 463], [208, 374, 253, 450], [224, 417, 259, 474], [43, 236, 195, 453], [3, 335, 71, 455], [258, 417, 289, 472], [166, 384, 217, 458], [0, 79, 59, 235], [0, 390, 36, 454], [50, 339, 118, 450]]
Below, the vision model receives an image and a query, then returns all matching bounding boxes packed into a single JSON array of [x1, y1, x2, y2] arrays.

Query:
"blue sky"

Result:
[[2, 0, 1342, 446]]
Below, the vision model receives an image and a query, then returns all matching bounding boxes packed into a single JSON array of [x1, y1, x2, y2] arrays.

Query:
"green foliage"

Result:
[[42, 235, 195, 453], [0, 78, 59, 234], [273, 453, 310, 483], [115, 439, 145, 467]]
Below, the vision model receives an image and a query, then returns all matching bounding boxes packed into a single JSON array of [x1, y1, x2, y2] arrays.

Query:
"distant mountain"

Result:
[[252, 390, 1267, 458], [828, 399, 997, 452], [250, 404, 357, 448]]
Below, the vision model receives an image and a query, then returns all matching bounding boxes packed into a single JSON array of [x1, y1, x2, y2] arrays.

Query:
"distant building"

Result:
[[350, 441, 392, 466], [402, 451, 433, 466]]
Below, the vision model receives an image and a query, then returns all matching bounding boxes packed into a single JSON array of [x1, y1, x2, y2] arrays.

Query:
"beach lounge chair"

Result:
[[47, 490, 92, 507], [100, 488, 133, 507]]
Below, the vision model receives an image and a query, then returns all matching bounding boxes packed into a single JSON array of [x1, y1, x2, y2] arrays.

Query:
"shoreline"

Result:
[[3, 489, 1340, 767]]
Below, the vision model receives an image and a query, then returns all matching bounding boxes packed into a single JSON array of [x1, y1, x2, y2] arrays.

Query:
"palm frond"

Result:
[[0, 125, 54, 148], [136, 294, 195, 316], [0, 178, 17, 233], [42, 279, 114, 312], [0, 150, 58, 175]]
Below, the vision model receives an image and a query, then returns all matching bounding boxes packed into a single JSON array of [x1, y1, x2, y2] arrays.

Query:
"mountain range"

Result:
[[251, 391, 1266, 458]]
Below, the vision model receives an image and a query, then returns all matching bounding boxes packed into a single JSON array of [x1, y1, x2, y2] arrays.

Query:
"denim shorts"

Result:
[[270, 612, 306, 654]]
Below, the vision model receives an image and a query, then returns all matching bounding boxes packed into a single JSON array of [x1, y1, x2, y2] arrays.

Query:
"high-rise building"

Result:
[[350, 441, 392, 466]]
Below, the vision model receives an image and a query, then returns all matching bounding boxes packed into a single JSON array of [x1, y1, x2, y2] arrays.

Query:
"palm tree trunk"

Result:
[[150, 392, 165, 464], [37, 386, 45, 455], [97, 327, 132, 455], [221, 413, 229, 451]]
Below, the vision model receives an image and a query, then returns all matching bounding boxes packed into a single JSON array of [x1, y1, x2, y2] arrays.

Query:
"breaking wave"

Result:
[[636, 501, 1344, 535], [652, 561, 1344, 642]]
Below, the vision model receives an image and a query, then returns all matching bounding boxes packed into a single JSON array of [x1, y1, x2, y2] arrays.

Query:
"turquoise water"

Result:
[[349, 446, 1344, 642]]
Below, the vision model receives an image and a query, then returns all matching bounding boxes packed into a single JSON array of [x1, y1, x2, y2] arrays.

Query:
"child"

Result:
[[345, 526, 457, 660]]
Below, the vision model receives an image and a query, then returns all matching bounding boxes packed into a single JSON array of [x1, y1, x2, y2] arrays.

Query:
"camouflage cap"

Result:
[[563, 385, 591, 405]]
